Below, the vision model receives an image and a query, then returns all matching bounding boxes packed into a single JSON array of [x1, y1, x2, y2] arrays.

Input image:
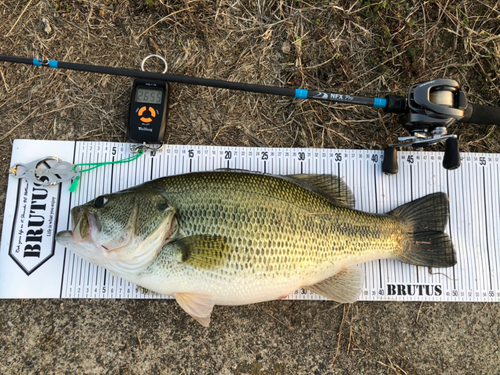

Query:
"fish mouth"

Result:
[[71, 207, 100, 243]]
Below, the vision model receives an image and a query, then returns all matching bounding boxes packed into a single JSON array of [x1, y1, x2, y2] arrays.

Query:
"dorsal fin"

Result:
[[287, 174, 355, 209], [171, 235, 231, 270]]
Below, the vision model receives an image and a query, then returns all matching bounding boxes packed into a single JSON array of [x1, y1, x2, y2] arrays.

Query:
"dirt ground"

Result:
[[0, 0, 499, 374]]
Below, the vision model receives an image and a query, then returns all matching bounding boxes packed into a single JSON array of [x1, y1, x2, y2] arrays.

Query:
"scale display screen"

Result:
[[136, 87, 163, 104]]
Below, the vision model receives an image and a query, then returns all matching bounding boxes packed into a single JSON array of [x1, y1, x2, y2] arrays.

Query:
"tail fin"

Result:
[[389, 192, 456, 268]]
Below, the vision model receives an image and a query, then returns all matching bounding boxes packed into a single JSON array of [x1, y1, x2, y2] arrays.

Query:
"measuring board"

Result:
[[1, 139, 499, 302]]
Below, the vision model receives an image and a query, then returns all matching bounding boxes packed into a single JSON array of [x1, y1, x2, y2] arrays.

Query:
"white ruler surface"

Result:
[[1, 139, 499, 302]]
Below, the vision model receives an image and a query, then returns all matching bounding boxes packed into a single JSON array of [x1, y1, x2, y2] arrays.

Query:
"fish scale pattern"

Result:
[[143, 172, 404, 302]]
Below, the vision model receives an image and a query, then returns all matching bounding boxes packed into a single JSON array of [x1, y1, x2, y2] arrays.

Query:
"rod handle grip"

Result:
[[462, 104, 500, 125]]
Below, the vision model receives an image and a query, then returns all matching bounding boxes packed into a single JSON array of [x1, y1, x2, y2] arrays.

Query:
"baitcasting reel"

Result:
[[382, 79, 500, 174]]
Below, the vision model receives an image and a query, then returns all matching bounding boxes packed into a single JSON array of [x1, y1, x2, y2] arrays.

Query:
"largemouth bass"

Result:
[[56, 171, 456, 326]]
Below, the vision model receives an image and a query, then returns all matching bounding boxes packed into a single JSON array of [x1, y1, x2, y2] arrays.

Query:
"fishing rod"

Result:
[[1, 54, 500, 174], [0, 54, 396, 108]]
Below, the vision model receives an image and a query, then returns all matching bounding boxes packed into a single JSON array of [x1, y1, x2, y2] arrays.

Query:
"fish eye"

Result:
[[94, 196, 108, 208]]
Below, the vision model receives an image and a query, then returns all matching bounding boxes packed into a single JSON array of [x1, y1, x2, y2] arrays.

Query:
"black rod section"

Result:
[[0, 54, 295, 97], [0, 54, 382, 107]]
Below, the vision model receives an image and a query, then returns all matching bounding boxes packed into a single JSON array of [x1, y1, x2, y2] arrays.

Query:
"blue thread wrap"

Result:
[[32, 59, 58, 68], [373, 97, 387, 108], [295, 89, 308, 99]]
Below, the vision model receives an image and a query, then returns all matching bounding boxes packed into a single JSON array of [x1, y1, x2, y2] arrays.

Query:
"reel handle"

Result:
[[442, 137, 461, 170], [382, 147, 398, 175]]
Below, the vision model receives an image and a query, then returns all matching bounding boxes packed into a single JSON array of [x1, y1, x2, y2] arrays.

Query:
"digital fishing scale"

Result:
[[127, 55, 170, 144], [127, 79, 169, 143]]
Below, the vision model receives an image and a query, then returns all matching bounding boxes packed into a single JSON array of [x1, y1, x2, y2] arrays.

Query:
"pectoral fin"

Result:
[[304, 266, 364, 303], [174, 293, 214, 327], [172, 235, 231, 270]]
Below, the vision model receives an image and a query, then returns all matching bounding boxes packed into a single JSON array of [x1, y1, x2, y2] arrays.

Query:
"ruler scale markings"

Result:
[[489, 159, 497, 296], [492, 160, 497, 299], [450, 166, 459, 295], [71, 143, 87, 298], [150, 156, 154, 181], [94, 142, 106, 298], [424, 154, 433, 291], [454, 166, 460, 301], [471, 158, 482, 300], [483, 166, 493, 291], [494, 162, 500, 295], [404, 154, 413, 291], [457, 161, 467, 300], [393, 162, 400, 299], [59, 141, 78, 298], [380, 157, 391, 300], [355, 152, 369, 296], [78, 259, 83, 296], [359, 152, 374, 297], [63, 144, 79, 298], [422, 154, 430, 291], [469, 157, 481, 300], [497, 160, 500, 297], [410, 161, 422, 286], [390, 158, 398, 296], [173, 154, 177, 177], [445, 167, 456, 294], [373, 162, 383, 291], [463, 158, 472, 300], [480, 157, 489, 299], [487, 155, 497, 298], [399, 154, 407, 292], [459, 161, 471, 300], [181, 147, 185, 173], [110, 156, 115, 193], [479, 158, 488, 300], [475, 157, 486, 300], [101, 144, 109, 297], [76, 144, 94, 296], [158, 148, 163, 178], [438, 157, 451, 300]]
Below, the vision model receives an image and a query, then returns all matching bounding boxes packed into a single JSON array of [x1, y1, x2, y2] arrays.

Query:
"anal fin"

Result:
[[303, 266, 364, 303], [174, 293, 214, 327]]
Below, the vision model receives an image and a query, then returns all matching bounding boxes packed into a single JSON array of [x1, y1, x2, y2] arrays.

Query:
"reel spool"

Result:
[[382, 79, 468, 174]]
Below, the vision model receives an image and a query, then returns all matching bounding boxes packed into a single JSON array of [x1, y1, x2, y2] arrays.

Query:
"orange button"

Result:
[[140, 117, 153, 123], [149, 107, 156, 118], [138, 106, 147, 116]]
